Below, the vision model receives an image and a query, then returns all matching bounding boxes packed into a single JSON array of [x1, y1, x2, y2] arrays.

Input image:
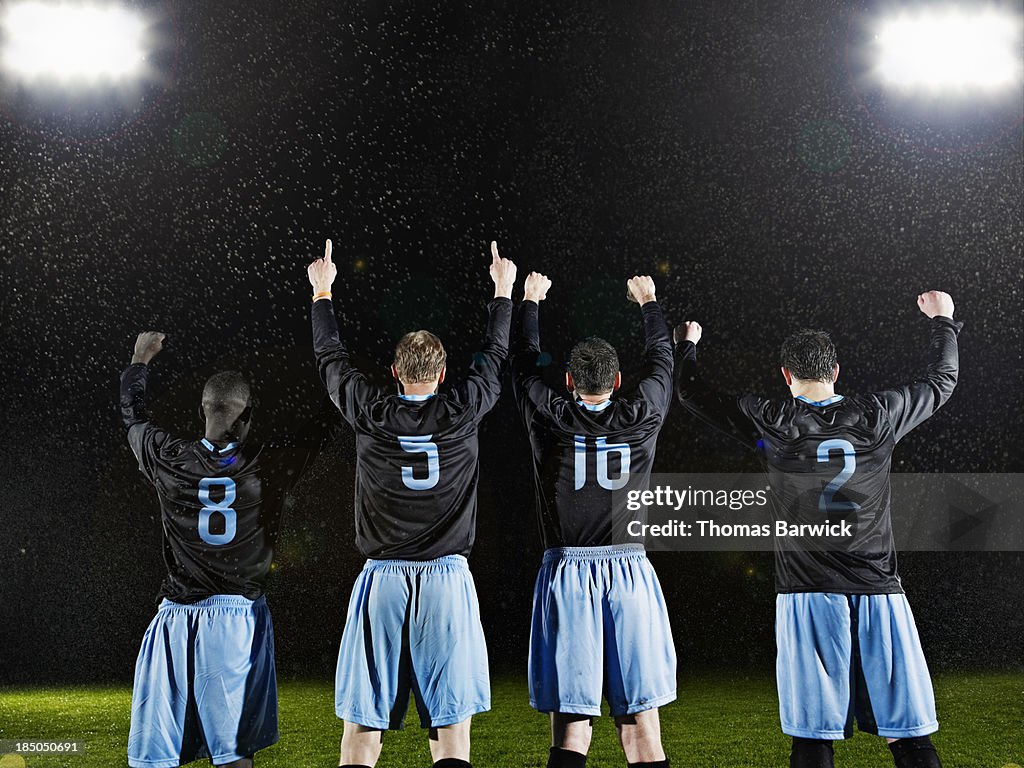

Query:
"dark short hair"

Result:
[[780, 330, 837, 383], [394, 330, 446, 384], [202, 371, 251, 419], [568, 337, 619, 395]]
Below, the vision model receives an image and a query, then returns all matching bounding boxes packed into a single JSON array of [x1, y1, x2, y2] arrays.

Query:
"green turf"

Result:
[[0, 674, 1021, 767]]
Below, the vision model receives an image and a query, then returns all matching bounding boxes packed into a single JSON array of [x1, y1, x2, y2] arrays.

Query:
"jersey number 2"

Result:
[[399, 435, 440, 490], [574, 436, 631, 490], [817, 439, 860, 513], [198, 477, 237, 546]]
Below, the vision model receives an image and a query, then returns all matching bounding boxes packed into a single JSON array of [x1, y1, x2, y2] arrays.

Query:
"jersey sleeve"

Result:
[[119, 362, 177, 483], [674, 341, 761, 448], [632, 301, 674, 418], [511, 301, 566, 422], [312, 298, 381, 426], [452, 297, 512, 420], [873, 315, 963, 443]]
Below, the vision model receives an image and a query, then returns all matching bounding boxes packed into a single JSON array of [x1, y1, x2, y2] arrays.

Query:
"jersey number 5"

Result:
[[817, 439, 860, 513], [574, 436, 631, 491], [399, 435, 440, 490], [198, 477, 238, 546]]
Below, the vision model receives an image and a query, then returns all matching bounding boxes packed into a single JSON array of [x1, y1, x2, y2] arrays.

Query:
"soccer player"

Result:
[[512, 271, 676, 768], [121, 331, 329, 768], [674, 291, 961, 768], [307, 239, 515, 768]]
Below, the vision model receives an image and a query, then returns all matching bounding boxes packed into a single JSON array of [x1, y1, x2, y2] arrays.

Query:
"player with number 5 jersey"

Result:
[[119, 333, 330, 768], [673, 292, 961, 768], [512, 271, 676, 768], [309, 239, 515, 768]]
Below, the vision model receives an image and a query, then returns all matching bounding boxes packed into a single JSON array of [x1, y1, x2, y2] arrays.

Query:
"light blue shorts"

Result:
[[128, 595, 277, 768], [529, 544, 677, 717], [776, 592, 938, 740], [335, 554, 490, 729]]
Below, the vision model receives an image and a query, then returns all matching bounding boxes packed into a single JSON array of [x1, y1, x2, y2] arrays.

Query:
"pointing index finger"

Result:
[[490, 240, 500, 264], [325, 239, 333, 263]]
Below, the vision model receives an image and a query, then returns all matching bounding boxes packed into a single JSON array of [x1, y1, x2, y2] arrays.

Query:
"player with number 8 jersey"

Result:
[[119, 333, 330, 768], [512, 271, 677, 768], [673, 292, 961, 768], [309, 239, 515, 768]]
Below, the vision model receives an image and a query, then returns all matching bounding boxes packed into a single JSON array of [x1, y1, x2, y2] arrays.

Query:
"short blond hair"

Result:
[[394, 330, 446, 384]]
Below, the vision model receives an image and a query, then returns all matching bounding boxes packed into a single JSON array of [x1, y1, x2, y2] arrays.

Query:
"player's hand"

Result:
[[626, 275, 656, 305], [489, 241, 518, 300], [132, 331, 165, 365], [674, 321, 702, 345], [308, 239, 338, 297], [523, 272, 552, 303], [917, 291, 954, 319]]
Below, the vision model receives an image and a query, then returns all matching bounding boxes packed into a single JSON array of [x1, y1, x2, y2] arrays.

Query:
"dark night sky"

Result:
[[0, 1, 1022, 683]]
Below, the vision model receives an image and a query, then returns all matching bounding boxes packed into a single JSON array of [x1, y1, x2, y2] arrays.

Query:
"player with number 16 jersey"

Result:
[[513, 271, 676, 768]]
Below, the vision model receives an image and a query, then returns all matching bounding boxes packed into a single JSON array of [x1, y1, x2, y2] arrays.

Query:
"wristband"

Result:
[[312, 291, 332, 302]]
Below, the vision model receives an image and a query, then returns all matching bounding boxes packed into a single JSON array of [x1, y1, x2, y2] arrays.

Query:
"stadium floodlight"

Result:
[[873, 7, 1022, 93], [1, 1, 149, 85]]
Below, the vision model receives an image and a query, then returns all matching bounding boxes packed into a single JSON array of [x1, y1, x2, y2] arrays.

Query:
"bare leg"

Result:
[[428, 717, 472, 762], [551, 713, 593, 755], [615, 709, 666, 764], [340, 722, 384, 767]]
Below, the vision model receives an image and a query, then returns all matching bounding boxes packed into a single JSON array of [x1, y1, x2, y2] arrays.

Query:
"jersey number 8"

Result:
[[198, 477, 238, 546]]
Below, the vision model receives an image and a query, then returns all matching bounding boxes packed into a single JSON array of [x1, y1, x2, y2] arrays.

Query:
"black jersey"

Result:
[[313, 297, 511, 560], [675, 316, 962, 594], [512, 301, 674, 549], [120, 363, 325, 604]]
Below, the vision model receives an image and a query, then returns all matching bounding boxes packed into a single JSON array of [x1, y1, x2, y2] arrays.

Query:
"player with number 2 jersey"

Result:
[[120, 332, 327, 768], [309, 239, 515, 768], [512, 271, 676, 768], [674, 292, 961, 768]]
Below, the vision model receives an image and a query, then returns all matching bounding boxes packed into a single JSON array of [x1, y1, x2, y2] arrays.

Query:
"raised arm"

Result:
[[875, 291, 962, 442], [308, 239, 379, 426], [120, 331, 177, 481], [511, 271, 564, 420], [626, 275, 674, 417], [674, 322, 760, 448], [453, 241, 515, 419]]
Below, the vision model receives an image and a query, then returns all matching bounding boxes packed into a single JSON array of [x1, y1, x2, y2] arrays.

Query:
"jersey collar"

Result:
[[796, 394, 845, 407], [577, 399, 612, 412], [398, 393, 435, 402], [200, 438, 239, 453]]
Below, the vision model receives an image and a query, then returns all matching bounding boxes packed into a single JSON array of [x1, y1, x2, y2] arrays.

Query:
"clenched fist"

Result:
[[917, 291, 954, 320], [674, 321, 702, 345], [524, 272, 552, 303], [626, 276, 656, 305], [132, 331, 165, 365]]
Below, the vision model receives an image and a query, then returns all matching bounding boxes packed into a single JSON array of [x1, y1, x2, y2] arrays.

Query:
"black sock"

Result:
[[628, 760, 669, 768], [548, 747, 587, 768], [432, 760, 472, 768], [889, 736, 942, 768], [790, 737, 834, 768]]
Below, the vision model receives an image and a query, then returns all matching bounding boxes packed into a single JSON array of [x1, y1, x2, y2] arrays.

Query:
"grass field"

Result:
[[1, 674, 1021, 767]]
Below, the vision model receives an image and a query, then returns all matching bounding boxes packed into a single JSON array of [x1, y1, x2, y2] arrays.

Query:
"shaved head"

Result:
[[202, 371, 251, 422]]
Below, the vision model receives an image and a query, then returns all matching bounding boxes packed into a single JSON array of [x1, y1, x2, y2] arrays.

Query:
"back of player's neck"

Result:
[[402, 383, 438, 397], [576, 391, 612, 405], [204, 424, 238, 444], [791, 384, 836, 402]]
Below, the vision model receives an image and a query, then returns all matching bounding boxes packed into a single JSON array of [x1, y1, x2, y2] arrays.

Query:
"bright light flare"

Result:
[[1, 1, 149, 85], [874, 7, 1023, 93]]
